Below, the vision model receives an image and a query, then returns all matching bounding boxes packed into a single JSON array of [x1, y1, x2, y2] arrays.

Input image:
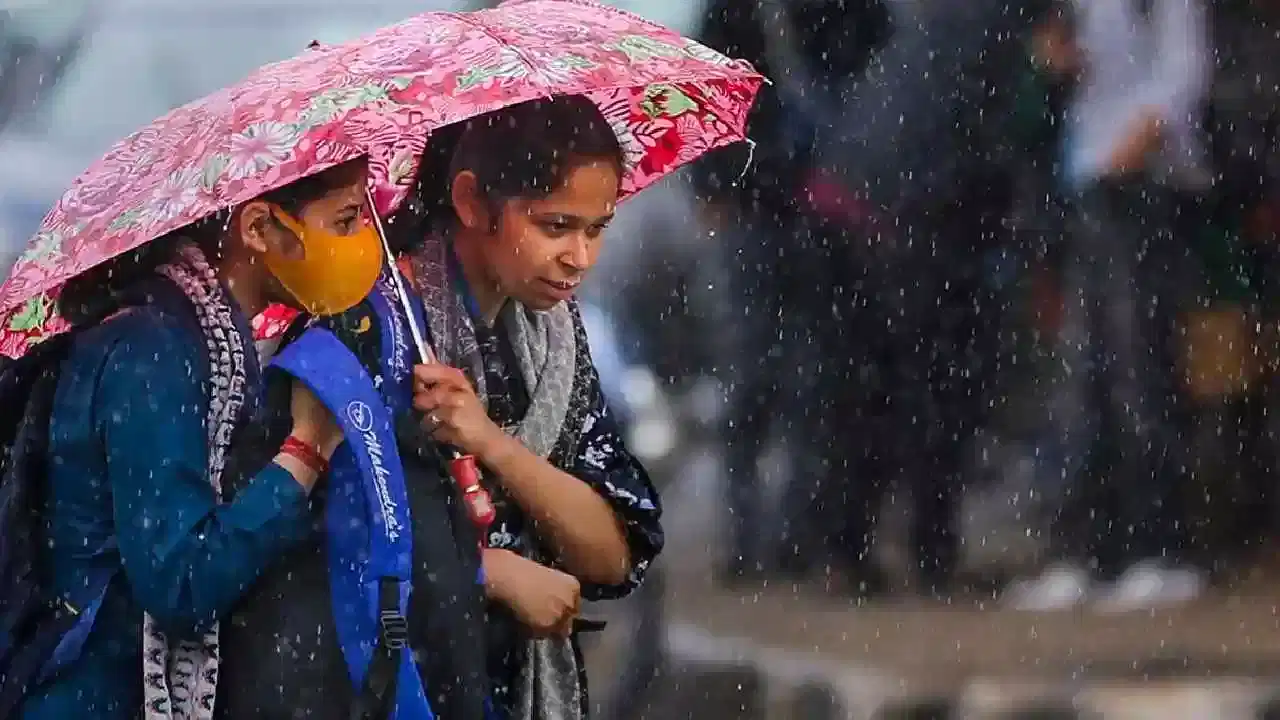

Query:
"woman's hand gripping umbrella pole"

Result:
[[368, 188, 496, 549]]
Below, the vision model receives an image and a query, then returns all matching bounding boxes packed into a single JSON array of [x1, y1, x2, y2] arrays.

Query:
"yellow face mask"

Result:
[[264, 206, 384, 316]]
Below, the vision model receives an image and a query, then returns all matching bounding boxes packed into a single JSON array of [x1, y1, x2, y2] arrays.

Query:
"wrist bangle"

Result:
[[280, 435, 328, 475]]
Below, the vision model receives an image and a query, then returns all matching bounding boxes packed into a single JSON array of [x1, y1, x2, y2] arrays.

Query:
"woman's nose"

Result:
[[562, 234, 591, 271]]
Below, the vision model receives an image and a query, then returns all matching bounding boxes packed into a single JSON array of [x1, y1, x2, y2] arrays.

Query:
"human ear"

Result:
[[450, 171, 489, 232], [239, 201, 303, 260], [237, 202, 274, 255]]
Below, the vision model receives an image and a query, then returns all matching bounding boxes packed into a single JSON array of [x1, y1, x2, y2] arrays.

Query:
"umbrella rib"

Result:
[[443, 11, 542, 86]]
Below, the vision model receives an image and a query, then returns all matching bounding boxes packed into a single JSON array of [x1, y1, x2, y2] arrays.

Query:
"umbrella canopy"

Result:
[[0, 0, 762, 357]]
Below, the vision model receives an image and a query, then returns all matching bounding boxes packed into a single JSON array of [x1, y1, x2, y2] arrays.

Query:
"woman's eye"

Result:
[[540, 220, 572, 235]]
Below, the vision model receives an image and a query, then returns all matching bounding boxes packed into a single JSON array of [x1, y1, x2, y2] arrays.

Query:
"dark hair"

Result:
[[388, 95, 624, 246], [58, 160, 362, 323]]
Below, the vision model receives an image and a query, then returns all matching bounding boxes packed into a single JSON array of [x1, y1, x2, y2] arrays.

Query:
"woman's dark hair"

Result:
[[58, 160, 361, 323], [387, 95, 624, 249]]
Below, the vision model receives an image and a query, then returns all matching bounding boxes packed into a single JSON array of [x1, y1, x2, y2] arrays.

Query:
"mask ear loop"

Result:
[[265, 204, 307, 236]]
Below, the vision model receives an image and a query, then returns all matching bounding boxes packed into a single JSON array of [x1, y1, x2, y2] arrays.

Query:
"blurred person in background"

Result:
[[1004, 0, 1213, 612], [697, 0, 1060, 598], [691, 0, 900, 594], [1179, 0, 1280, 566]]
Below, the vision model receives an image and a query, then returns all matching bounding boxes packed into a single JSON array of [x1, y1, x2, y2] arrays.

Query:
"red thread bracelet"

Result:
[[280, 436, 328, 474]]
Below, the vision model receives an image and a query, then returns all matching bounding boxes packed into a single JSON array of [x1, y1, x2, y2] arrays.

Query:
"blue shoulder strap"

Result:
[[39, 563, 116, 682], [271, 327, 433, 720], [0, 563, 117, 703], [366, 277, 488, 590], [367, 276, 427, 418]]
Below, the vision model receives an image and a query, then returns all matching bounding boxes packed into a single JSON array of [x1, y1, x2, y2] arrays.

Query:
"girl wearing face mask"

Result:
[[395, 96, 665, 720], [16, 160, 382, 720]]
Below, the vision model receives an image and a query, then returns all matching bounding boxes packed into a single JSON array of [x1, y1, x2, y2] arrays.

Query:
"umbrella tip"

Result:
[[307, 40, 322, 50]]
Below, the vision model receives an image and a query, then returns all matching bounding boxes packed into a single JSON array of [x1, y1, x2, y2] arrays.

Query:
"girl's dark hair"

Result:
[[58, 160, 360, 323], [387, 95, 624, 248]]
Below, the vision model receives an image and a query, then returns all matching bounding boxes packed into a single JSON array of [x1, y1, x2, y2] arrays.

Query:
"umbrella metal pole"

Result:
[[366, 186, 495, 547], [367, 187, 432, 363]]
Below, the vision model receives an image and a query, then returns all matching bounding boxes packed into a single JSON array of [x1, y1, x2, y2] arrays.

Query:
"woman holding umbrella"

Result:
[[13, 159, 380, 719], [393, 95, 665, 720]]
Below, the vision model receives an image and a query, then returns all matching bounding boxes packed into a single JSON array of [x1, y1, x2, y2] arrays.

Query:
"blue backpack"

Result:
[[270, 283, 439, 720]]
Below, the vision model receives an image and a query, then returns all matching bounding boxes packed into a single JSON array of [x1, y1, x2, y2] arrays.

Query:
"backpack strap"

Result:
[[0, 564, 116, 717], [367, 278, 488, 586], [350, 578, 410, 720], [367, 276, 423, 418], [36, 563, 116, 682], [269, 327, 434, 720]]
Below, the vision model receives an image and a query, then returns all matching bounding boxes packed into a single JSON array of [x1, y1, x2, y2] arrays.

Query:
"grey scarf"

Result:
[[405, 235, 587, 720]]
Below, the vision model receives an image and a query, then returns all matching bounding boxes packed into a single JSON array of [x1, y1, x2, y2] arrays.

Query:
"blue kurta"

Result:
[[19, 308, 314, 720]]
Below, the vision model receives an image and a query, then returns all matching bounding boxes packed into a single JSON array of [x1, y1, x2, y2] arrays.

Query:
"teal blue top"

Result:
[[19, 308, 314, 719]]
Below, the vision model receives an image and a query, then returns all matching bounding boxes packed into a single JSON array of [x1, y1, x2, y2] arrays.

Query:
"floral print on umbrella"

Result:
[[0, 0, 762, 358]]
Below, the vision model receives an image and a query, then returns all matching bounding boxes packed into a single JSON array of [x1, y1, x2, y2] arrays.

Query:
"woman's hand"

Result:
[[412, 363, 505, 457], [484, 548, 581, 638], [289, 380, 343, 458]]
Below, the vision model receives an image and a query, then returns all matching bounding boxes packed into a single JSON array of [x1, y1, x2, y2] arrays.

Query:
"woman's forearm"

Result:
[[478, 432, 631, 585], [483, 547, 518, 603]]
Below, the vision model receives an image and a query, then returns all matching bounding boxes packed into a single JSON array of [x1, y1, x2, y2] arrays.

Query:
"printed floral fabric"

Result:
[[488, 376, 663, 601], [250, 304, 298, 342], [0, 0, 762, 358]]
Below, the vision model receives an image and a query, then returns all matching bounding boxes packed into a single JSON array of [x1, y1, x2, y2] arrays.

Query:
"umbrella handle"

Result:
[[452, 454, 495, 550]]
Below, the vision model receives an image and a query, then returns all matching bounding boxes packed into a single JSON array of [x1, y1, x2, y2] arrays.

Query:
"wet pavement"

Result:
[[652, 574, 1280, 719], [672, 583, 1280, 685], [608, 448, 1280, 719]]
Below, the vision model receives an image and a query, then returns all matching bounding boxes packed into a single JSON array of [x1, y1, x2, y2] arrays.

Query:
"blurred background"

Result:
[[6, 0, 1280, 717]]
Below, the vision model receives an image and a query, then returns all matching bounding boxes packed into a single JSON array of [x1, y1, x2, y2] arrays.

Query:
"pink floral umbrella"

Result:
[[0, 0, 762, 358]]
